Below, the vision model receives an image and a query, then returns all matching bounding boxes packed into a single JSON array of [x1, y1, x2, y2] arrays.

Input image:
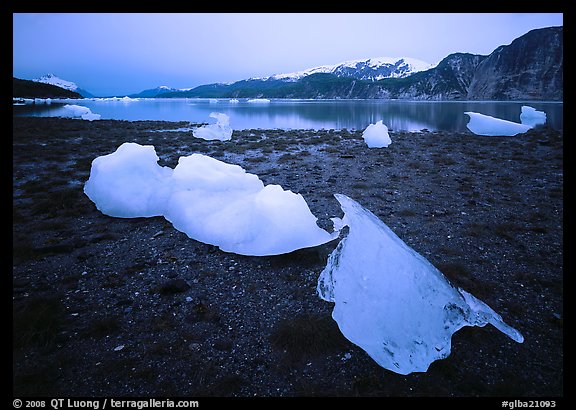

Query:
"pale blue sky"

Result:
[[13, 13, 563, 96]]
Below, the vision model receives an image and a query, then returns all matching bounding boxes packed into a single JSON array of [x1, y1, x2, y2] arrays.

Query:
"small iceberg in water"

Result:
[[247, 98, 270, 103]]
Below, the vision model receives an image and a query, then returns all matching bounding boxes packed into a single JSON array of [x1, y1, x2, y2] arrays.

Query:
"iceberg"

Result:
[[464, 112, 530, 136], [84, 143, 336, 256], [13, 97, 34, 105], [317, 194, 524, 375], [464, 105, 547, 137], [165, 154, 336, 255], [520, 106, 547, 128], [62, 104, 101, 121], [34, 98, 52, 104], [83, 143, 172, 217], [247, 98, 270, 103], [193, 112, 233, 141], [362, 120, 392, 148], [98, 96, 139, 102]]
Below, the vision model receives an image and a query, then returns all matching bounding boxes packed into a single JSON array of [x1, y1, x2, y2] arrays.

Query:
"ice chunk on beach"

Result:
[[464, 112, 530, 136], [362, 120, 391, 148], [84, 143, 336, 256], [520, 106, 547, 128], [317, 194, 523, 375], [193, 112, 233, 141], [83, 142, 172, 217], [62, 104, 101, 121], [166, 154, 336, 255]]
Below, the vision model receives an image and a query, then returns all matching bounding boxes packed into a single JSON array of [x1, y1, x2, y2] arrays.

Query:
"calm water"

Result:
[[13, 98, 563, 132]]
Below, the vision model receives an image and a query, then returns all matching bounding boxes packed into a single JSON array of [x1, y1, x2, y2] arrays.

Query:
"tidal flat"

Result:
[[13, 117, 563, 397]]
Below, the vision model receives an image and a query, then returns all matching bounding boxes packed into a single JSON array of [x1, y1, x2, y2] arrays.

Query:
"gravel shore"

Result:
[[13, 117, 563, 398]]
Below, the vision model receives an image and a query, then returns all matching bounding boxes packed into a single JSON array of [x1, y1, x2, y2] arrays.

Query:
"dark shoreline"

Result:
[[13, 117, 563, 397]]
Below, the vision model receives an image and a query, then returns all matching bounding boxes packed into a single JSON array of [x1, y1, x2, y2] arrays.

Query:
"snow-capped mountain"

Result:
[[258, 57, 436, 82], [129, 85, 193, 98], [33, 74, 94, 97], [33, 73, 78, 91]]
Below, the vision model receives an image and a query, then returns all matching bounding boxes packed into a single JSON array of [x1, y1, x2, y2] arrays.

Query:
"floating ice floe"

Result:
[[519, 106, 547, 128], [247, 98, 270, 103], [84, 143, 336, 256], [34, 98, 52, 104], [362, 120, 392, 148], [63, 104, 101, 121], [13, 97, 34, 105], [465, 105, 546, 136], [192, 112, 233, 141], [317, 194, 524, 375], [98, 96, 139, 102]]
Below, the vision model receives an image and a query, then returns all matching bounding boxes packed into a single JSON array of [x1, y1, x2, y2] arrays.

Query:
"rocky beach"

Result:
[[13, 117, 563, 398]]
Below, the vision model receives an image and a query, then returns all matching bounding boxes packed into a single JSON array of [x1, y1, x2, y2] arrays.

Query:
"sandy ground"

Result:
[[13, 117, 563, 398]]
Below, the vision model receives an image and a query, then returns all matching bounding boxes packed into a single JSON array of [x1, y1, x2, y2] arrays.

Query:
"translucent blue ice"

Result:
[[318, 194, 524, 375]]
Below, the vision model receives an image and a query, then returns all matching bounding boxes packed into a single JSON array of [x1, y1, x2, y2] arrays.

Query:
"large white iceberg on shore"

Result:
[[362, 120, 392, 148], [63, 104, 101, 121], [83, 143, 172, 217], [317, 194, 524, 375], [193, 112, 233, 141], [464, 112, 531, 136], [84, 143, 335, 256], [465, 105, 546, 136]]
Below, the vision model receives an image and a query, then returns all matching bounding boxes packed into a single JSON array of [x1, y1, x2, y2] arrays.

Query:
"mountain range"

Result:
[[248, 56, 434, 82], [126, 57, 434, 98], [129, 85, 193, 98], [163, 26, 562, 100], [14, 26, 562, 101]]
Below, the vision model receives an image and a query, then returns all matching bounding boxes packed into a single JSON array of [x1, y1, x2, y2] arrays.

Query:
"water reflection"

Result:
[[13, 98, 563, 132]]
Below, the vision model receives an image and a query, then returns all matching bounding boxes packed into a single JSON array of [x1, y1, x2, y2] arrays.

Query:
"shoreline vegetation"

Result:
[[13, 117, 562, 397]]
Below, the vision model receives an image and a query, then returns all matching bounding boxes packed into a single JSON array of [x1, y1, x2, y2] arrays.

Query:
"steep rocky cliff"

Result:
[[381, 53, 487, 100], [467, 26, 563, 100]]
